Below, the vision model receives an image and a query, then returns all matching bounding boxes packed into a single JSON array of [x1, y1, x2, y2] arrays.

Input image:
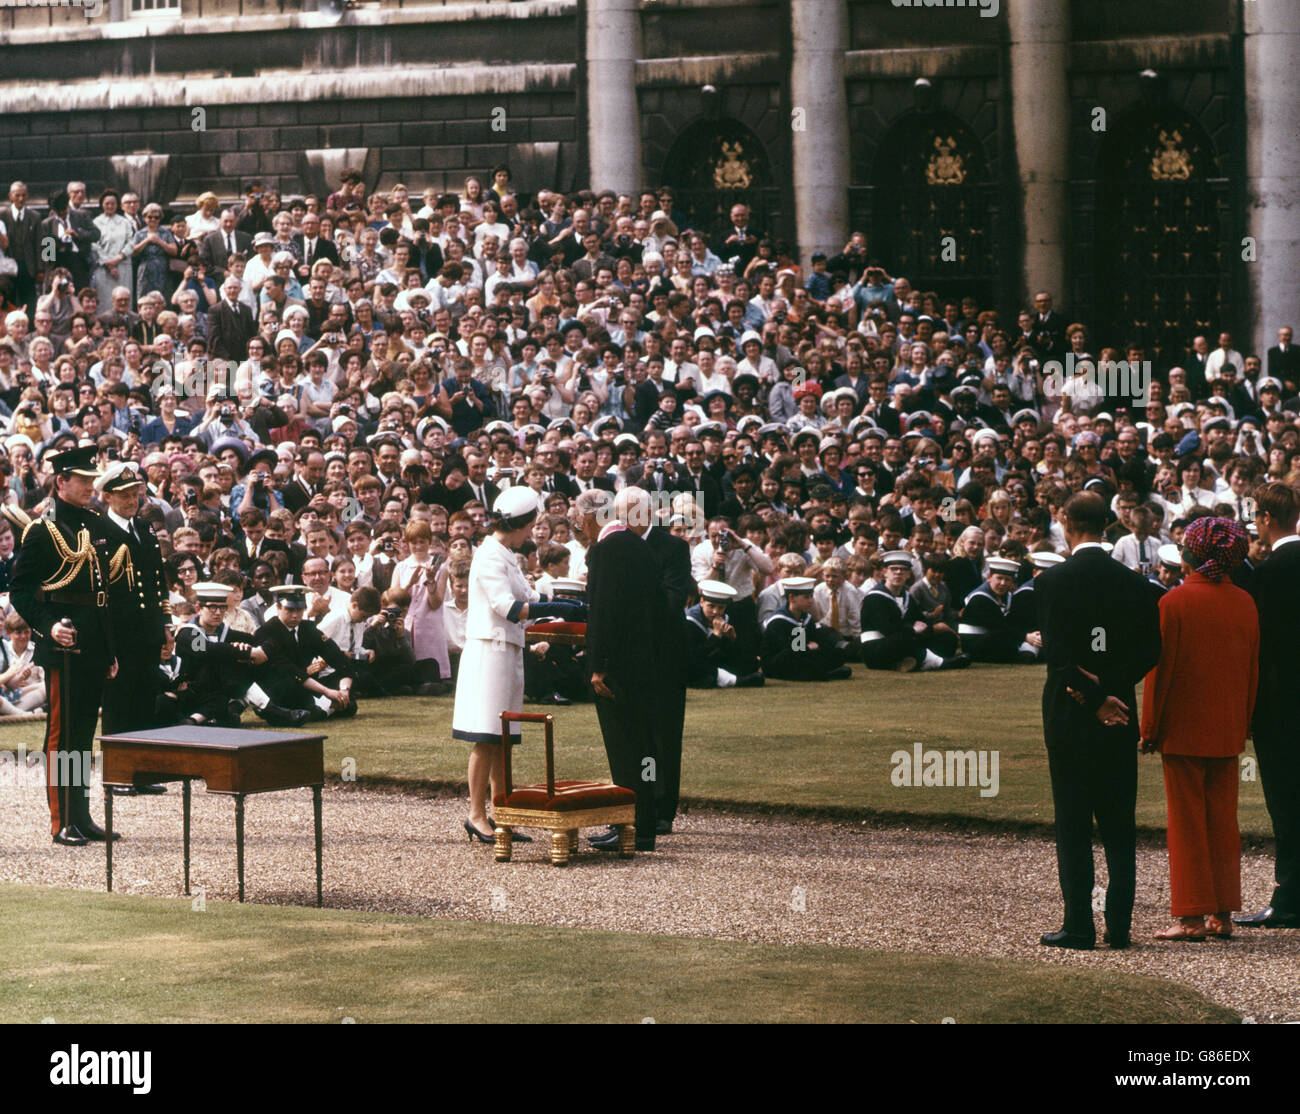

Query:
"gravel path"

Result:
[[2, 771, 1296, 1022]]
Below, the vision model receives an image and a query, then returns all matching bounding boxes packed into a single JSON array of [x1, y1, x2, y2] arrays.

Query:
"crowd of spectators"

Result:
[[0, 165, 1296, 713]]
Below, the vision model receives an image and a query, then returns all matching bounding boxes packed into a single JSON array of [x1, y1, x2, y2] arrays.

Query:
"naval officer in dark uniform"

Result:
[[8, 446, 119, 846], [98, 462, 170, 796]]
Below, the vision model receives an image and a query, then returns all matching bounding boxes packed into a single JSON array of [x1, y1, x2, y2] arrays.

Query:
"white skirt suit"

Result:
[[451, 534, 540, 744]]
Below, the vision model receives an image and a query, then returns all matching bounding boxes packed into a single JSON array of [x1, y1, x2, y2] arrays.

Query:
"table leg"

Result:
[[104, 785, 113, 893], [183, 777, 192, 896], [235, 794, 245, 903], [313, 784, 323, 908]]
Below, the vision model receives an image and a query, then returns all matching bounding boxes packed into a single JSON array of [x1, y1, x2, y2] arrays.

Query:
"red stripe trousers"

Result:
[[1161, 753, 1241, 916]]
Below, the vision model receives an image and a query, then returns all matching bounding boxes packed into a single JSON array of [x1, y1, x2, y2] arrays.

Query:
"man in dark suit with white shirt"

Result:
[[207, 275, 258, 362], [1035, 491, 1162, 951], [293, 212, 340, 281], [200, 210, 251, 284], [1266, 326, 1300, 393], [2, 180, 43, 314]]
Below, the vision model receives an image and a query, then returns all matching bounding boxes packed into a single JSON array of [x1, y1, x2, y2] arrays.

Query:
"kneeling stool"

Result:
[[492, 711, 636, 865]]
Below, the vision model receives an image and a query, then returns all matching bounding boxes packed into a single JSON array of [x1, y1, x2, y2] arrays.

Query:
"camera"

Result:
[[184, 490, 198, 507], [220, 403, 236, 424], [382, 606, 402, 622], [128, 415, 142, 436], [717, 532, 730, 552]]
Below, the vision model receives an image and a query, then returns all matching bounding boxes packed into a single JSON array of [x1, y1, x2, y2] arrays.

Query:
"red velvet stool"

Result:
[[492, 711, 636, 865]]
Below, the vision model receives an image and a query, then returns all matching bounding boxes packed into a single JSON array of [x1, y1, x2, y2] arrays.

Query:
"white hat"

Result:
[[881, 550, 913, 568], [93, 460, 145, 493], [1158, 543, 1182, 570], [1028, 551, 1065, 570], [698, 579, 737, 602], [986, 557, 1020, 575], [493, 486, 540, 524], [739, 331, 762, 348], [780, 576, 817, 594], [193, 581, 232, 605]]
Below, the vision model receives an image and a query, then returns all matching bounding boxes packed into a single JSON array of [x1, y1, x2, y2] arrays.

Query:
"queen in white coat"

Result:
[[454, 487, 583, 842]]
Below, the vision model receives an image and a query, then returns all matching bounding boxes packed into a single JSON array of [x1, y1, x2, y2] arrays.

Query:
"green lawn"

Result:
[[0, 665, 1272, 836], [0, 884, 1237, 1024]]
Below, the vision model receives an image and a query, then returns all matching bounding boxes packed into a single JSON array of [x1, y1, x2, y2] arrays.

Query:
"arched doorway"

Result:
[[1094, 108, 1227, 365], [661, 118, 775, 243], [872, 112, 995, 306]]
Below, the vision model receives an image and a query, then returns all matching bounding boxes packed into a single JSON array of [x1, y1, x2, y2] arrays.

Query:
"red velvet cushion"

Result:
[[527, 621, 587, 637], [494, 779, 635, 811]]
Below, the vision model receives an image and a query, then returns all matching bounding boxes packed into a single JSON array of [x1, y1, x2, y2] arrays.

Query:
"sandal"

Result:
[[1155, 919, 1208, 942], [1204, 915, 1233, 938]]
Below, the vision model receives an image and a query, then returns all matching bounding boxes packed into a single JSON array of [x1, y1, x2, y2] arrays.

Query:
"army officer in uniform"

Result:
[[8, 446, 119, 846]]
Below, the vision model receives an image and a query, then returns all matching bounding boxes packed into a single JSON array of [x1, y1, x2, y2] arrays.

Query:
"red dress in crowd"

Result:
[[1140, 570, 1259, 917]]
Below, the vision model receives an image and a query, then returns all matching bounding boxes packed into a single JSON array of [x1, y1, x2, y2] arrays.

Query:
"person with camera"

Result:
[[453, 487, 584, 843], [194, 389, 256, 451]]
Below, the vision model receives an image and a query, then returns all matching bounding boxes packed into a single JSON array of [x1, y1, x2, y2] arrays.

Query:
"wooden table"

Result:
[[98, 726, 326, 906]]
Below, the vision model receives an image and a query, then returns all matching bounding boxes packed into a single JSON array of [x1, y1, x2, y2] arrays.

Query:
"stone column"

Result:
[[1008, 0, 1070, 305], [1245, 0, 1300, 354], [790, 0, 850, 266], [109, 154, 176, 207], [586, 0, 644, 194]]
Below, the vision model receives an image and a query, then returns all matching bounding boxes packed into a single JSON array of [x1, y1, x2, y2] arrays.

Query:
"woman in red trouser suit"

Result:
[[1140, 517, 1258, 941]]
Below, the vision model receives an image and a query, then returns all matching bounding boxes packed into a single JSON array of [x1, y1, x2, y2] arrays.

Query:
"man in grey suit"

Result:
[[2, 180, 43, 314]]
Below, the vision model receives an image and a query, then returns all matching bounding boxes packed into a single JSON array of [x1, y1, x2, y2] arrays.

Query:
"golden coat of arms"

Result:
[[925, 136, 966, 186], [713, 141, 753, 190], [1150, 130, 1192, 181]]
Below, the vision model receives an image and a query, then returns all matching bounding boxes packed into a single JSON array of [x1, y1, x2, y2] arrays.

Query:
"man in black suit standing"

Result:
[[281, 448, 325, 514], [671, 438, 723, 519], [2, 180, 44, 314], [618, 486, 691, 836], [1035, 491, 1162, 950], [293, 212, 340, 282], [1237, 482, 1300, 928], [571, 443, 616, 493], [1030, 291, 1067, 361], [460, 451, 500, 512], [207, 275, 258, 362], [200, 210, 251, 285], [715, 202, 762, 270], [1266, 326, 1300, 394], [576, 489, 661, 852], [1185, 335, 1212, 400]]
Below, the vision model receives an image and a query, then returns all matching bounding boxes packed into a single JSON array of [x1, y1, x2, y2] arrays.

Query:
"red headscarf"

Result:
[[1182, 516, 1249, 583]]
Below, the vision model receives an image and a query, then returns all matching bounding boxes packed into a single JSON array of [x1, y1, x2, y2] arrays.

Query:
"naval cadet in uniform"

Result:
[[165, 581, 309, 727], [760, 577, 853, 682], [684, 579, 765, 689], [859, 551, 969, 672], [253, 585, 359, 720], [959, 556, 1037, 663], [8, 446, 120, 846], [1006, 550, 1065, 661]]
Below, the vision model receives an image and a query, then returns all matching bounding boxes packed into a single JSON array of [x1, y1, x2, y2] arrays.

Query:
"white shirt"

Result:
[[317, 610, 368, 657], [813, 581, 863, 638]]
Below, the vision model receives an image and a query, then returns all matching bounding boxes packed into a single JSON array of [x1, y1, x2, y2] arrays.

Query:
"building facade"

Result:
[[0, 0, 1294, 358]]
